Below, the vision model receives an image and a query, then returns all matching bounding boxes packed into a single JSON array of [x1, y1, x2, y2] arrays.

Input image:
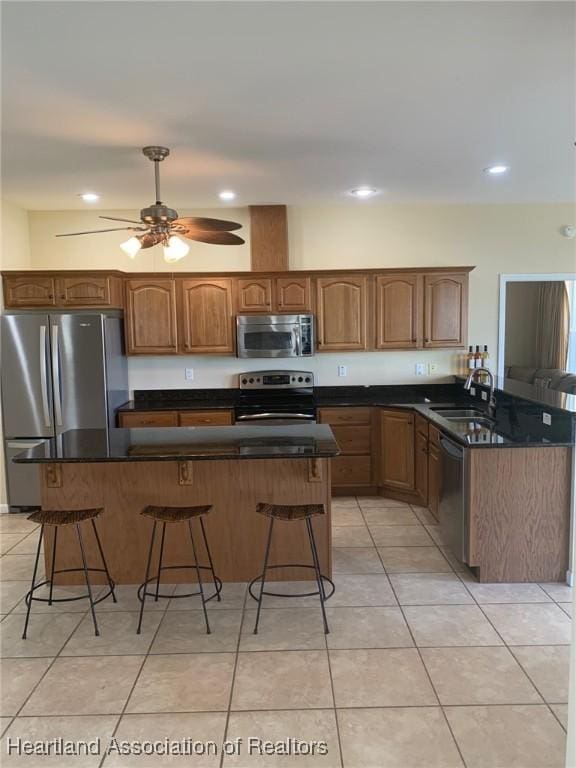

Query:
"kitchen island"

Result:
[[13, 425, 339, 585]]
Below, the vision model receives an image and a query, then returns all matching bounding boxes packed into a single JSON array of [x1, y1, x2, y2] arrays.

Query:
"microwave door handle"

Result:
[[293, 326, 301, 356]]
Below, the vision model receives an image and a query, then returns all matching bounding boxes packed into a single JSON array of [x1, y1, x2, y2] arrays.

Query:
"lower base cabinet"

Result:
[[317, 408, 374, 492], [379, 409, 415, 493]]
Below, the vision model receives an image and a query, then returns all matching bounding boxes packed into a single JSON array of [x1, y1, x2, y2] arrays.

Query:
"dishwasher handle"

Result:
[[439, 435, 465, 460]]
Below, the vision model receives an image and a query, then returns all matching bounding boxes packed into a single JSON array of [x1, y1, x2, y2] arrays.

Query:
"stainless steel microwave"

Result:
[[236, 314, 314, 358]]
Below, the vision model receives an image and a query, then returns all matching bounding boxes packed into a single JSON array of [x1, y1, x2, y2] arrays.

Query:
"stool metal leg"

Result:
[[137, 521, 157, 634], [306, 518, 329, 634], [188, 520, 211, 634], [253, 517, 275, 635], [90, 520, 117, 603], [76, 523, 99, 637], [48, 527, 58, 606], [155, 523, 167, 602], [22, 525, 44, 640], [199, 516, 220, 601]]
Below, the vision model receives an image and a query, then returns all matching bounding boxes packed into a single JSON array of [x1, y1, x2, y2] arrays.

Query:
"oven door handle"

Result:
[[236, 412, 315, 421]]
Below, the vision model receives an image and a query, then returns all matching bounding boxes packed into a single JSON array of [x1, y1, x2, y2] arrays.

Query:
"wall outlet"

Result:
[[470, 386, 476, 396], [338, 365, 347, 377], [542, 412, 552, 426], [428, 363, 438, 374], [185, 368, 194, 381], [415, 363, 426, 376], [481, 391, 488, 401]]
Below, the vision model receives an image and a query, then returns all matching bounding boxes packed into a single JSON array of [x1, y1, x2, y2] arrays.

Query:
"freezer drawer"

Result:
[[4, 440, 45, 508]]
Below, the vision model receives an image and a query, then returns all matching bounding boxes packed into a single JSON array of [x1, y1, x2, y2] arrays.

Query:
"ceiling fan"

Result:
[[55, 146, 244, 263]]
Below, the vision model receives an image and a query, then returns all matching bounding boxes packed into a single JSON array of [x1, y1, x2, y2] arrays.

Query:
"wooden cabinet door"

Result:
[[414, 429, 429, 505], [178, 410, 233, 426], [380, 409, 415, 491], [3, 275, 56, 307], [55, 276, 112, 306], [375, 274, 422, 349], [118, 411, 179, 428], [237, 278, 273, 312], [316, 276, 368, 350], [180, 279, 234, 354], [125, 279, 178, 355], [275, 277, 312, 312], [424, 273, 468, 348]]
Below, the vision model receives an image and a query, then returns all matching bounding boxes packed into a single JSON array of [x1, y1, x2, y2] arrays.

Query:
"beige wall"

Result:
[[0, 201, 32, 507], [24, 201, 576, 388]]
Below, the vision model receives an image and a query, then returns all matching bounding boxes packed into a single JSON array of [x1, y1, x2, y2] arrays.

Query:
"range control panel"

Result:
[[239, 370, 314, 389]]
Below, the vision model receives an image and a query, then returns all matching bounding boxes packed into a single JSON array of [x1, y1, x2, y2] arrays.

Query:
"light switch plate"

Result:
[[338, 365, 347, 377], [481, 391, 488, 401], [470, 386, 476, 396], [185, 368, 194, 381], [415, 363, 426, 376], [542, 412, 552, 426]]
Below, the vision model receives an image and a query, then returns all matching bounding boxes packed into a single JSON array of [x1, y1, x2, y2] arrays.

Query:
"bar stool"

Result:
[[22, 508, 117, 639], [136, 505, 222, 635], [249, 503, 335, 635]]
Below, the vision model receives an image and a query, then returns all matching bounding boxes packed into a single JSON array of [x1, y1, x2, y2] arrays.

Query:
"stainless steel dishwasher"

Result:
[[438, 435, 468, 563]]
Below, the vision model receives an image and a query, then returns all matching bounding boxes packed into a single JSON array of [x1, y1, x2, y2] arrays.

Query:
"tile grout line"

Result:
[[362, 498, 470, 768], [218, 584, 248, 768], [96, 584, 176, 768], [323, 604, 345, 768]]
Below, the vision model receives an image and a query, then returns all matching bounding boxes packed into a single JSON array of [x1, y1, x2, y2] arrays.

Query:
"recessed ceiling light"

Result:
[[79, 192, 100, 202], [348, 187, 379, 199], [219, 190, 236, 201], [484, 165, 509, 175]]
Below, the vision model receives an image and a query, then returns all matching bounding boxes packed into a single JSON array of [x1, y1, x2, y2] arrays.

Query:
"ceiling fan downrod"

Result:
[[140, 146, 177, 225]]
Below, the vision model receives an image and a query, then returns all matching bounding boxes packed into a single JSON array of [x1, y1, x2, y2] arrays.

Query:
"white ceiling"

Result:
[[2, 1, 575, 210]]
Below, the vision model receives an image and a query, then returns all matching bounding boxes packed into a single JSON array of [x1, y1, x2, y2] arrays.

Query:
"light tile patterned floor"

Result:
[[0, 499, 572, 767]]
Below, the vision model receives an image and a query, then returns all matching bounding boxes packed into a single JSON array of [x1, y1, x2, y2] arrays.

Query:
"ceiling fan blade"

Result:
[[179, 230, 245, 246], [138, 232, 164, 249], [99, 215, 143, 224], [172, 217, 242, 232], [55, 226, 145, 237]]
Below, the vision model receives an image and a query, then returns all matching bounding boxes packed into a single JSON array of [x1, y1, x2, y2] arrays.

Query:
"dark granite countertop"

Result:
[[12, 425, 340, 463]]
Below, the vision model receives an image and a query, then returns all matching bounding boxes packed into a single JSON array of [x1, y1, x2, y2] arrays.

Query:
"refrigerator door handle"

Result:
[[51, 324, 63, 427], [39, 325, 52, 428]]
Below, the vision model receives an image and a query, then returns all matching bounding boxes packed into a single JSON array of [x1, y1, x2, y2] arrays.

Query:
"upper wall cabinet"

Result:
[[276, 277, 312, 313], [2, 272, 123, 309], [424, 273, 468, 347], [3, 275, 57, 307], [179, 279, 235, 354], [375, 274, 422, 349], [316, 275, 368, 350], [237, 278, 273, 313], [125, 279, 178, 355]]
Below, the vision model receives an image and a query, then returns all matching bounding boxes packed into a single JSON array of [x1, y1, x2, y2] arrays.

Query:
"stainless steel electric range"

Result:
[[234, 370, 315, 425]]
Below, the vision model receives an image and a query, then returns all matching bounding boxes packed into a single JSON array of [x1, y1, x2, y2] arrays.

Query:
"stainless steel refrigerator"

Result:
[[1, 312, 128, 509]]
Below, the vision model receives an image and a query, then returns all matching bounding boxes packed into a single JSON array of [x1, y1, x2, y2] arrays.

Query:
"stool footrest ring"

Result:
[[248, 564, 335, 602], [25, 568, 115, 606], [137, 564, 223, 603]]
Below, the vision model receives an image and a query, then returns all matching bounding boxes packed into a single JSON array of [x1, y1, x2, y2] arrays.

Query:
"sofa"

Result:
[[506, 366, 576, 395]]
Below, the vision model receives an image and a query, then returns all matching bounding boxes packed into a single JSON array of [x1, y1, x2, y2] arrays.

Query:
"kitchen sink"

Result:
[[430, 407, 488, 418], [442, 416, 496, 428]]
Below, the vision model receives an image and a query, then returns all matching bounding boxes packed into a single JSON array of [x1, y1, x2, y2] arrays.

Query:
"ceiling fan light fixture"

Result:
[[120, 236, 142, 258], [163, 235, 189, 263]]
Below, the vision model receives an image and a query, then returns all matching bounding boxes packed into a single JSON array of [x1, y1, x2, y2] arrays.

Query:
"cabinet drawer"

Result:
[[331, 425, 371, 455], [119, 411, 178, 428], [332, 456, 372, 485], [318, 407, 372, 426], [178, 410, 233, 427]]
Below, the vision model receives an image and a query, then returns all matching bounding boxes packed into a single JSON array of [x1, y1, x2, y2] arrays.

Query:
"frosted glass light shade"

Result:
[[120, 237, 142, 258], [163, 235, 189, 263]]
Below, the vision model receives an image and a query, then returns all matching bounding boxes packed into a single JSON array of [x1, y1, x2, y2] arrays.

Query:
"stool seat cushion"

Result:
[[28, 508, 103, 526], [141, 505, 212, 523], [256, 502, 325, 521]]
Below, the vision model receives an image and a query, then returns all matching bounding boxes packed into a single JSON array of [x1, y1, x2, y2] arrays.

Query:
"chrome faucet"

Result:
[[464, 367, 496, 418]]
